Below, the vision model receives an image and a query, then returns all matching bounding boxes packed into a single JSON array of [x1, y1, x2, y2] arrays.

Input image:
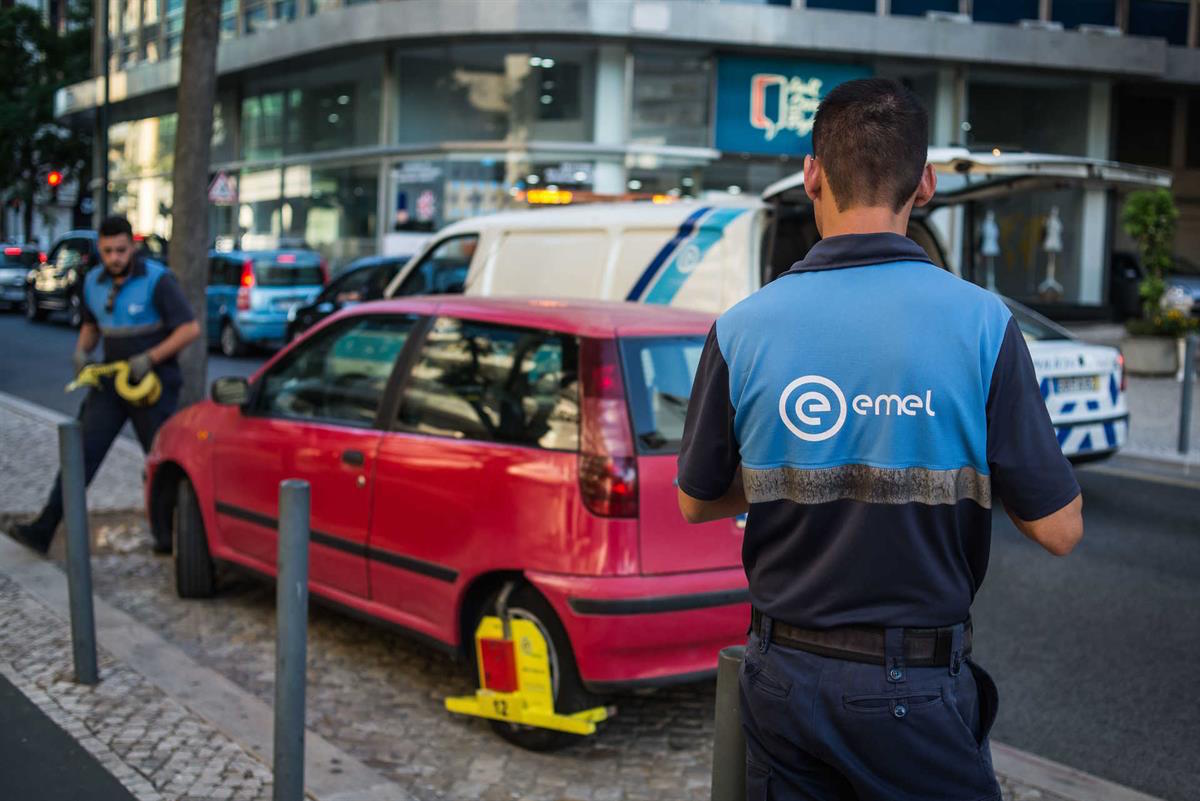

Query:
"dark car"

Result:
[[1, 244, 44, 311], [285, 254, 410, 342], [26, 230, 170, 327], [1110, 251, 1200, 320]]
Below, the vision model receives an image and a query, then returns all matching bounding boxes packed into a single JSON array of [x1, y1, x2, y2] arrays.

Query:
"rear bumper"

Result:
[[1053, 412, 1129, 459], [234, 311, 287, 344], [525, 567, 750, 691]]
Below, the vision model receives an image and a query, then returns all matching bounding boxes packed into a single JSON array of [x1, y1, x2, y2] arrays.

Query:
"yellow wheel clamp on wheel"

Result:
[[66, 361, 162, 407], [445, 614, 611, 735]]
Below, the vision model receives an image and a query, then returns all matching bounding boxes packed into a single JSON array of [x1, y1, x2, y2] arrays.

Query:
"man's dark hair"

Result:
[[811, 78, 929, 212], [98, 215, 134, 239]]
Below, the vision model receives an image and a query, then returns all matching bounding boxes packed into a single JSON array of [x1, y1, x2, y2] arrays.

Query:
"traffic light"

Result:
[[46, 170, 63, 188]]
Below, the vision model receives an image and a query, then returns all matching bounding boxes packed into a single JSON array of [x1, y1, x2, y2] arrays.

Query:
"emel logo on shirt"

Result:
[[779, 375, 936, 442]]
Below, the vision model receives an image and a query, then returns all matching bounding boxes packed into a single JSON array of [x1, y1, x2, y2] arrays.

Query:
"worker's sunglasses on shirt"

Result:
[[105, 283, 120, 314]]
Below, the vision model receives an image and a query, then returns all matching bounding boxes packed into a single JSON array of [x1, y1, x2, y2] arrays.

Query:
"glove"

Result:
[[128, 352, 154, 383], [72, 349, 94, 377]]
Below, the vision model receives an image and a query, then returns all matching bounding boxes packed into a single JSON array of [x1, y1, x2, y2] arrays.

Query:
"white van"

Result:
[[384, 147, 1169, 315], [382, 148, 1169, 463]]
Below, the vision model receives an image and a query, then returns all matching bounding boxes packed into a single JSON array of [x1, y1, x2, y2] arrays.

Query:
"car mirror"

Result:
[[211, 376, 250, 407]]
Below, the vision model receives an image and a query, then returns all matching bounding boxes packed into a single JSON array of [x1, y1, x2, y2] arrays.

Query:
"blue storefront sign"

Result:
[[715, 57, 872, 156]]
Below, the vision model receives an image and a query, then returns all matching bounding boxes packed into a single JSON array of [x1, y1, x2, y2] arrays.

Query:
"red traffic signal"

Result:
[[46, 171, 63, 188]]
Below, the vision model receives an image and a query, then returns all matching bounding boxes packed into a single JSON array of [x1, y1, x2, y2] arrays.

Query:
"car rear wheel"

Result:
[[219, 320, 245, 358], [25, 288, 44, 321], [174, 478, 216, 598], [473, 583, 598, 751]]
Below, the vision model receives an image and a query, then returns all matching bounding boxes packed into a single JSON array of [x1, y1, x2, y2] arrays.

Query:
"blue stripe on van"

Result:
[[643, 208, 748, 305], [625, 206, 711, 302]]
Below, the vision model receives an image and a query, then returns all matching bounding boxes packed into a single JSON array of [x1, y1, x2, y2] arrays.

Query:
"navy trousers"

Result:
[[30, 381, 180, 543], [740, 623, 1001, 801]]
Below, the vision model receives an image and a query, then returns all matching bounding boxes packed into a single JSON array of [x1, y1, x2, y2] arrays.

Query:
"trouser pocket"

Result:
[[966, 659, 1000, 746]]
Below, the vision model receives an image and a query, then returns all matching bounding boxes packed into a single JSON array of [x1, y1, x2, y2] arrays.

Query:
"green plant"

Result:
[[1121, 189, 1180, 334]]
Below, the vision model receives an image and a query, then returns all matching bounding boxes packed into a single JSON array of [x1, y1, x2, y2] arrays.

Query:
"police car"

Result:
[[1005, 299, 1127, 462]]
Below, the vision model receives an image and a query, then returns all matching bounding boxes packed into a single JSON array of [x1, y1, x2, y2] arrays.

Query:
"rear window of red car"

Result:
[[619, 335, 706, 454]]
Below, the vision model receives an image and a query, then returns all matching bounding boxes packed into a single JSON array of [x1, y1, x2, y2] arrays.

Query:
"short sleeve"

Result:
[[152, 269, 196, 330], [986, 316, 1080, 521], [677, 324, 740, 501]]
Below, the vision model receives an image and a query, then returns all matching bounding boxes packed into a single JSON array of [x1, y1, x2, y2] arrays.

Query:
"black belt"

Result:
[[751, 609, 972, 667]]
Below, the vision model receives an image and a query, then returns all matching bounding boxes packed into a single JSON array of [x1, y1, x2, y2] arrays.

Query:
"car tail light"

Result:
[[38, 251, 46, 263], [1117, 351, 1126, 392], [3, 247, 21, 256], [276, 253, 296, 264], [579, 337, 638, 518], [237, 258, 254, 311], [478, 638, 518, 693]]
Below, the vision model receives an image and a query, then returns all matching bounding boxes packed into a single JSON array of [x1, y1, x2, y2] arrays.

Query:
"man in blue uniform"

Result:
[[677, 79, 1083, 800], [10, 216, 200, 554]]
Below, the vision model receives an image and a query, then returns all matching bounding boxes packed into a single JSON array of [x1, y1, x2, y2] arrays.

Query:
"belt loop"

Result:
[[884, 627, 905, 684], [759, 614, 773, 654], [949, 622, 965, 677]]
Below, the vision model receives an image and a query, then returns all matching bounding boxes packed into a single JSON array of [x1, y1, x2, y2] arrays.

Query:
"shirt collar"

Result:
[[95, 254, 146, 284], [783, 232, 933, 274]]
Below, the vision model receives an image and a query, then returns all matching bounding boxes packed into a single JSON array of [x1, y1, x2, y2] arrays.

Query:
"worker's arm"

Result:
[[678, 467, 749, 524], [146, 320, 201, 365], [1006, 492, 1083, 556], [987, 315, 1084, 556], [75, 322, 100, 355]]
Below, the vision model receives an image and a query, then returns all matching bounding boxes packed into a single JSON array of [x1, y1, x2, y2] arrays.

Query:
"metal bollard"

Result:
[[274, 480, 310, 801], [59, 421, 98, 685], [711, 645, 746, 801], [1180, 334, 1197, 455]]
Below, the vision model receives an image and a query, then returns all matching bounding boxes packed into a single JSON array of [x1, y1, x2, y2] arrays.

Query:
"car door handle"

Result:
[[342, 449, 365, 467]]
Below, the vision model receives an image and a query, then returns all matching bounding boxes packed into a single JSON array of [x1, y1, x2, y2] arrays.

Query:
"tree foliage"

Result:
[[0, 1, 93, 239]]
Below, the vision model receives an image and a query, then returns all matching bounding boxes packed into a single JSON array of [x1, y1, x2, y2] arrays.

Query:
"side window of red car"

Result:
[[257, 315, 417, 426], [394, 316, 579, 450]]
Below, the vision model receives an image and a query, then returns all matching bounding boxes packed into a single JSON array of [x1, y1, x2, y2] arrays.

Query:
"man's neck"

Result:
[[817, 206, 912, 239]]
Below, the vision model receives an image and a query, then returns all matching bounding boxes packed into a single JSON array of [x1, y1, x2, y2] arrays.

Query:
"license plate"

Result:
[[1054, 375, 1099, 393]]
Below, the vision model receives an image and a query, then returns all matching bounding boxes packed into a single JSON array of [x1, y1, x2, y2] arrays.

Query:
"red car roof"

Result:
[[347, 297, 716, 338]]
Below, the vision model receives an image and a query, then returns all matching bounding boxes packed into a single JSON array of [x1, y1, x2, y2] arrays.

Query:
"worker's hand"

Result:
[[128, 352, 154, 383], [72, 349, 94, 377]]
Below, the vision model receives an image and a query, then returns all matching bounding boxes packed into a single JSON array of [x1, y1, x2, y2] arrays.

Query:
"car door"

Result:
[[391, 235, 478, 297], [369, 315, 580, 643], [211, 313, 419, 600]]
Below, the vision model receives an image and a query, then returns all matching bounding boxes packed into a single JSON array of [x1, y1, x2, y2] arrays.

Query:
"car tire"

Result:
[[219, 320, 245, 358], [25, 288, 45, 321], [473, 583, 598, 752], [68, 292, 83, 328], [174, 477, 216, 599]]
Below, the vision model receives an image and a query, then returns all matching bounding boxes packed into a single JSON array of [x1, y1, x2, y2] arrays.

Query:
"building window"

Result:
[[395, 44, 595, 145], [1129, 0, 1189, 46], [890, 0, 958, 15], [966, 79, 1090, 155], [806, 0, 875, 10], [973, 0, 1038, 23], [164, 0, 182, 55], [1052, 0, 1117, 28], [1115, 91, 1174, 167], [631, 50, 711, 148], [244, 0, 269, 34], [274, 0, 296, 23], [221, 0, 237, 38]]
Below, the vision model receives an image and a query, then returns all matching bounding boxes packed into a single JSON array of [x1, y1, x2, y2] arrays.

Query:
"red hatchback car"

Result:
[[145, 297, 749, 747]]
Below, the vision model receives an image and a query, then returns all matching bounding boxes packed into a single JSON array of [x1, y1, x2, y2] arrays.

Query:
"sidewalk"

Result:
[[0, 390, 1170, 801]]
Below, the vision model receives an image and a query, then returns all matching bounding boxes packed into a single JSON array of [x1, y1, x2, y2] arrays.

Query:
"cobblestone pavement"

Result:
[[1123, 377, 1200, 459], [0, 392, 144, 516], [47, 513, 1063, 801], [0, 571, 275, 801]]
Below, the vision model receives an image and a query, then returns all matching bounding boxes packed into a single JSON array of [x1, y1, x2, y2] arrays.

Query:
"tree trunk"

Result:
[[23, 186, 35, 246], [169, 0, 220, 408]]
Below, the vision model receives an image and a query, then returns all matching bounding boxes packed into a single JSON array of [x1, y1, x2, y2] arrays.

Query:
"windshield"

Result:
[[254, 256, 324, 287], [1, 249, 37, 269], [620, 335, 706, 454], [1004, 299, 1071, 342]]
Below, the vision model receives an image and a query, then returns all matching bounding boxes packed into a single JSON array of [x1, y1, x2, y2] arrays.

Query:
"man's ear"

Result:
[[803, 155, 822, 203], [912, 162, 937, 208]]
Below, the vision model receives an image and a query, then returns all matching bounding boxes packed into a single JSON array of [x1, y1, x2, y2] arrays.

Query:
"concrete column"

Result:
[[877, 0, 890, 15], [1116, 0, 1130, 31], [1189, 0, 1199, 48], [1080, 80, 1112, 306], [792, 0, 806, 7], [1039, 0, 1051, 22], [592, 44, 628, 197]]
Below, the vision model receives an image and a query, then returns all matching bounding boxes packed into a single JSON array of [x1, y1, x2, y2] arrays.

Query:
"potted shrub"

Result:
[[1120, 189, 1199, 375]]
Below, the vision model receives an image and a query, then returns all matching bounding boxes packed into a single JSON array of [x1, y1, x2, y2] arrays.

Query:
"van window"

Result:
[[396, 236, 477, 296], [255, 260, 324, 287], [395, 317, 579, 450], [490, 230, 608, 297], [619, 335, 706, 454]]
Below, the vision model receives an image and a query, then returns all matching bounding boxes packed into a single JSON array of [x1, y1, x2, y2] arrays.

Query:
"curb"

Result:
[[0, 535, 412, 801], [0, 389, 143, 460]]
